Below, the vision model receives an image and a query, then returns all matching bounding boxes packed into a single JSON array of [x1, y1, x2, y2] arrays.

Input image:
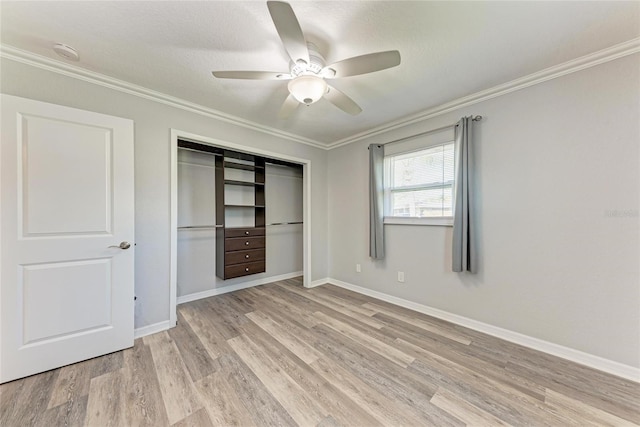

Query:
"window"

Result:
[[384, 142, 455, 225]]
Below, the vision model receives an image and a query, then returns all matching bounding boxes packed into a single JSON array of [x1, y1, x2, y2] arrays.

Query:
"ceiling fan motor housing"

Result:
[[291, 42, 326, 77]]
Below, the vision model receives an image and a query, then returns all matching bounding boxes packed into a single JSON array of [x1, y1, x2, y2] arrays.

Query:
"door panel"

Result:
[[1, 95, 135, 383], [22, 115, 112, 235], [21, 259, 112, 344]]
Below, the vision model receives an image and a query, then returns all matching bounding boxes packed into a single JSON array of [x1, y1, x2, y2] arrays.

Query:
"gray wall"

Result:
[[0, 57, 328, 330], [177, 151, 303, 297], [2, 51, 638, 368], [328, 54, 640, 368]]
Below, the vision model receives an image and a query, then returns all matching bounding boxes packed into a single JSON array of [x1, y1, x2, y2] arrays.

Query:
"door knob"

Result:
[[109, 241, 131, 250]]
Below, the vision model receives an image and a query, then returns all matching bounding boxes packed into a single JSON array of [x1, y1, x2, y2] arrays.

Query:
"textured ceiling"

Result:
[[1, 1, 639, 146]]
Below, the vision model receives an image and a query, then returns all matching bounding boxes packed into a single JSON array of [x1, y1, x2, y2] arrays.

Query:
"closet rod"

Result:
[[370, 115, 482, 148], [178, 225, 223, 230], [267, 221, 303, 226]]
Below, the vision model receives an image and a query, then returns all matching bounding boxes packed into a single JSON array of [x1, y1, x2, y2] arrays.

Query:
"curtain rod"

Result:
[[370, 115, 482, 149]]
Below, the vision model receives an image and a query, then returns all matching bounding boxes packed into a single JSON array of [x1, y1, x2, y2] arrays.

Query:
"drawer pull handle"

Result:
[[245, 254, 250, 259], [245, 241, 250, 245], [245, 231, 250, 235], [245, 267, 249, 272]]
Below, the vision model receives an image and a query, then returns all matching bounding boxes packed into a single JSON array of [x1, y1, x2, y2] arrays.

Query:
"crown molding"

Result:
[[3, 38, 639, 152], [326, 37, 640, 150], [0, 44, 327, 150]]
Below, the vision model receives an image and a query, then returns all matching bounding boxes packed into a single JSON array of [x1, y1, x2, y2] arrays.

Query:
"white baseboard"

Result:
[[176, 271, 304, 305], [134, 320, 173, 339], [325, 278, 640, 383], [307, 277, 329, 288]]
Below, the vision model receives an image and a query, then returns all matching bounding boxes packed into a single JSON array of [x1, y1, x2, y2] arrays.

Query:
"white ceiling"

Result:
[[1, 1, 639, 146]]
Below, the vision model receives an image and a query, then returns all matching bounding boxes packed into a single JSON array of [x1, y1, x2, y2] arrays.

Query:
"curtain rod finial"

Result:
[[473, 115, 482, 121]]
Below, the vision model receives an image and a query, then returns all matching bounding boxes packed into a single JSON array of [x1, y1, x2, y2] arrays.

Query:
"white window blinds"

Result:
[[385, 143, 455, 218], [381, 126, 456, 225]]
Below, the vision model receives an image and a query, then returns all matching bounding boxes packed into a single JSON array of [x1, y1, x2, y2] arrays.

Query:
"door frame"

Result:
[[168, 129, 312, 326]]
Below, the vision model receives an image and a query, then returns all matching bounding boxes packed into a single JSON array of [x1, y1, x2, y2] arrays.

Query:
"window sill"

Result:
[[384, 216, 453, 227]]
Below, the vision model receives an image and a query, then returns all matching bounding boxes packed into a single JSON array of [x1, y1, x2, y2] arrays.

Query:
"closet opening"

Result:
[[169, 131, 311, 326]]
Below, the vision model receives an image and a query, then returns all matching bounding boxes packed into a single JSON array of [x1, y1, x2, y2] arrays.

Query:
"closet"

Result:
[[176, 140, 303, 297]]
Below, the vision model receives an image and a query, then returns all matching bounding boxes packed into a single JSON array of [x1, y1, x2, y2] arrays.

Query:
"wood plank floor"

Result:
[[2, 277, 639, 426]]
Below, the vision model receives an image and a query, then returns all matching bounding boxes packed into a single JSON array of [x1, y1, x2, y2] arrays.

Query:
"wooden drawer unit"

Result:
[[225, 249, 265, 266], [225, 236, 265, 252], [224, 260, 266, 279], [225, 227, 265, 238], [222, 227, 266, 279]]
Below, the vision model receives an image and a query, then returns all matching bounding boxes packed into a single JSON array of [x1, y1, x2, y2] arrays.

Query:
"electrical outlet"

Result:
[[397, 271, 405, 283], [356, 264, 361, 273]]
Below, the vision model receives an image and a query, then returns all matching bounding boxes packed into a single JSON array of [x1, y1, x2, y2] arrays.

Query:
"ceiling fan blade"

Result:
[[267, 1, 309, 65], [322, 50, 401, 78], [324, 85, 362, 115], [212, 71, 291, 80], [278, 94, 299, 119]]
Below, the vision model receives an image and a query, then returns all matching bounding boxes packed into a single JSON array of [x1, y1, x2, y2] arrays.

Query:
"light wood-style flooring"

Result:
[[2, 277, 639, 426]]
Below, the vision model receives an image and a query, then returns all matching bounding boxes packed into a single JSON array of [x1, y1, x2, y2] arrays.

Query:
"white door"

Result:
[[0, 95, 135, 383]]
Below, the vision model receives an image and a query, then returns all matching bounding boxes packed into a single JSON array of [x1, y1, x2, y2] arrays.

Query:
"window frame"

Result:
[[383, 141, 456, 227]]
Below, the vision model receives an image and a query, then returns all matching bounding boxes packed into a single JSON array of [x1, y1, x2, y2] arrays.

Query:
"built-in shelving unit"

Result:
[[215, 151, 266, 279]]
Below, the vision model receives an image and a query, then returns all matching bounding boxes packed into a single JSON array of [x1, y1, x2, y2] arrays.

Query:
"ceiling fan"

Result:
[[212, 1, 401, 118]]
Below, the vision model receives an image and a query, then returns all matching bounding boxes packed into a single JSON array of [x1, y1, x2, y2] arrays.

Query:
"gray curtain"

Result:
[[452, 117, 477, 273], [369, 144, 385, 259]]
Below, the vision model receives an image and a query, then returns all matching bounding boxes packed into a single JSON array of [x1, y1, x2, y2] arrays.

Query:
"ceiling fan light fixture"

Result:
[[287, 75, 327, 105]]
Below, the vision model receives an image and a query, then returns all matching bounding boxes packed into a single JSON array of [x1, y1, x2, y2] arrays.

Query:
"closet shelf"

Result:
[[224, 161, 265, 172], [178, 225, 223, 230], [267, 221, 303, 226], [225, 226, 266, 230], [224, 179, 265, 187], [225, 204, 265, 208]]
